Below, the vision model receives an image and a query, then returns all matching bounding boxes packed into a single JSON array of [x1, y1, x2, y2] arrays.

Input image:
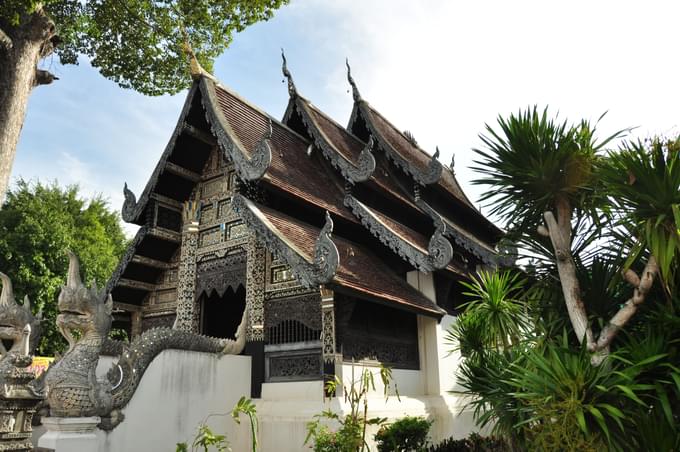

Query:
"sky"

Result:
[[12, 0, 680, 236]]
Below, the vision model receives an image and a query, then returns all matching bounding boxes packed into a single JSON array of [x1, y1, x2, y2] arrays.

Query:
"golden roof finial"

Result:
[[181, 25, 215, 82]]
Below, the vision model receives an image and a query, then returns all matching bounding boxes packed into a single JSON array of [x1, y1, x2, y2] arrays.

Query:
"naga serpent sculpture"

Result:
[[44, 252, 246, 428], [0, 273, 42, 391]]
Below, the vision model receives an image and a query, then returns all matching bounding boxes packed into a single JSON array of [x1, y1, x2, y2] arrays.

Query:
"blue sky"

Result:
[[12, 0, 680, 236]]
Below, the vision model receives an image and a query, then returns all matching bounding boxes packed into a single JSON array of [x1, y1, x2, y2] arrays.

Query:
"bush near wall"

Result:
[[427, 433, 510, 452], [374, 416, 432, 452]]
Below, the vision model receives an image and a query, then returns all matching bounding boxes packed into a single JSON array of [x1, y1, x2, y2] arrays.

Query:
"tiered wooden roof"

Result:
[[108, 56, 510, 319]]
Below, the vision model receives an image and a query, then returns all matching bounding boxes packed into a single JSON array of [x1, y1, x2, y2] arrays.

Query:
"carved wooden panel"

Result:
[[265, 346, 322, 382]]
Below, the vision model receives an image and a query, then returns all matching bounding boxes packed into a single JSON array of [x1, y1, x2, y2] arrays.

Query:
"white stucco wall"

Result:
[[95, 350, 251, 452], [256, 384, 477, 452]]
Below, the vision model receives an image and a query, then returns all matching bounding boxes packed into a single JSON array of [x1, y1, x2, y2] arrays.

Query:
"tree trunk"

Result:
[[0, 11, 57, 204], [540, 195, 659, 365], [541, 197, 595, 349]]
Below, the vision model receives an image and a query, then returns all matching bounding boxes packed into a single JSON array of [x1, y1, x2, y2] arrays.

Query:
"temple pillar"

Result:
[[174, 198, 201, 333], [245, 234, 266, 398], [408, 270, 442, 395], [320, 286, 337, 396]]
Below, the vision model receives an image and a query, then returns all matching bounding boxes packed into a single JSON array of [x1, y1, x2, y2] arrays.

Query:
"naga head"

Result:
[[0, 273, 42, 357], [57, 252, 112, 348]]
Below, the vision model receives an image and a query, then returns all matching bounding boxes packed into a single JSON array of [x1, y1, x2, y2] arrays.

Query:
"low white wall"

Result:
[[340, 363, 423, 397], [256, 384, 478, 452], [95, 350, 251, 452]]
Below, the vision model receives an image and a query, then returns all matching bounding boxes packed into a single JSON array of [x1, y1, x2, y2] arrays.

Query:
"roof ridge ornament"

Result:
[[345, 59, 362, 102], [122, 183, 137, 223], [421, 146, 443, 185], [403, 130, 417, 146], [353, 135, 377, 183], [449, 153, 455, 174], [255, 116, 276, 161], [181, 26, 216, 82], [281, 48, 297, 97], [312, 211, 340, 284], [427, 213, 454, 270]]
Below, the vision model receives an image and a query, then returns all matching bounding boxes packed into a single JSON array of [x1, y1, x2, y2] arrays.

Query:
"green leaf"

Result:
[[599, 404, 625, 431], [575, 407, 588, 435], [655, 385, 673, 427], [586, 406, 610, 444], [615, 385, 645, 406], [670, 372, 680, 394]]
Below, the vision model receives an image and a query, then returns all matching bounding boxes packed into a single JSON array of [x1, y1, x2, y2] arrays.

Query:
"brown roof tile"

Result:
[[254, 202, 444, 317], [298, 99, 416, 207], [214, 85, 354, 223], [359, 201, 430, 254], [361, 103, 476, 209]]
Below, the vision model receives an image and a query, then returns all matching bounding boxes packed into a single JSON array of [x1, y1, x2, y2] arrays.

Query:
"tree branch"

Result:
[[543, 210, 594, 349], [34, 69, 58, 86], [0, 27, 12, 49], [623, 269, 640, 287], [594, 256, 658, 352]]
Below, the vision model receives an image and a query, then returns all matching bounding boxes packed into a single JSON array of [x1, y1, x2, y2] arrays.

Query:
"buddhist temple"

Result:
[[106, 53, 509, 400]]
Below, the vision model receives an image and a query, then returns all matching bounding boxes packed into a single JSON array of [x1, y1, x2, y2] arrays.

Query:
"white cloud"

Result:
[[281, 0, 680, 211], [12, 0, 680, 234]]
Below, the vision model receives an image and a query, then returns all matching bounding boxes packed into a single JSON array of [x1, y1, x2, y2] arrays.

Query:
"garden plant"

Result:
[[450, 108, 680, 450]]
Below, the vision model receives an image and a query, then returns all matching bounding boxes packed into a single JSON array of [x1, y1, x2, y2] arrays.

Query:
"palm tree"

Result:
[[472, 107, 679, 362]]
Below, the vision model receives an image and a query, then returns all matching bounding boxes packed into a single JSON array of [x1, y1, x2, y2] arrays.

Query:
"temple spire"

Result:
[[281, 48, 297, 97], [345, 59, 362, 102]]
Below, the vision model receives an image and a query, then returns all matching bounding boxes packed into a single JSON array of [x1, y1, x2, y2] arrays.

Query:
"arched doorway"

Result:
[[200, 284, 246, 339]]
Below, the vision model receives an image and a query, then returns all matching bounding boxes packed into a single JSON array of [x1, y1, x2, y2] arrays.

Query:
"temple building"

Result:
[[106, 55, 509, 400]]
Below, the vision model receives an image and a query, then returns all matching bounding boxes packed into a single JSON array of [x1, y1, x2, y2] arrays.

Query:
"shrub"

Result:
[[427, 433, 509, 452], [374, 416, 432, 451], [305, 364, 398, 452], [309, 423, 363, 452]]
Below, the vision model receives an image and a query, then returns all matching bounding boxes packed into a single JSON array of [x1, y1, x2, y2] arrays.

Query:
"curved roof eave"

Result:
[[199, 77, 272, 182], [344, 194, 453, 272], [231, 194, 339, 288]]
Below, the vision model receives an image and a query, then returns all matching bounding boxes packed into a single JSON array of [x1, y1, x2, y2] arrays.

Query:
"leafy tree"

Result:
[[0, 179, 127, 355], [473, 108, 679, 362], [453, 109, 680, 448], [0, 0, 288, 202]]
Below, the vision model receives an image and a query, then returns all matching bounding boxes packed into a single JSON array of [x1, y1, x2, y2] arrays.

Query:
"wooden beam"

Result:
[[118, 278, 156, 292], [131, 255, 173, 270], [183, 122, 216, 145], [164, 162, 201, 183], [148, 227, 181, 244], [113, 301, 142, 312], [151, 193, 182, 209]]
